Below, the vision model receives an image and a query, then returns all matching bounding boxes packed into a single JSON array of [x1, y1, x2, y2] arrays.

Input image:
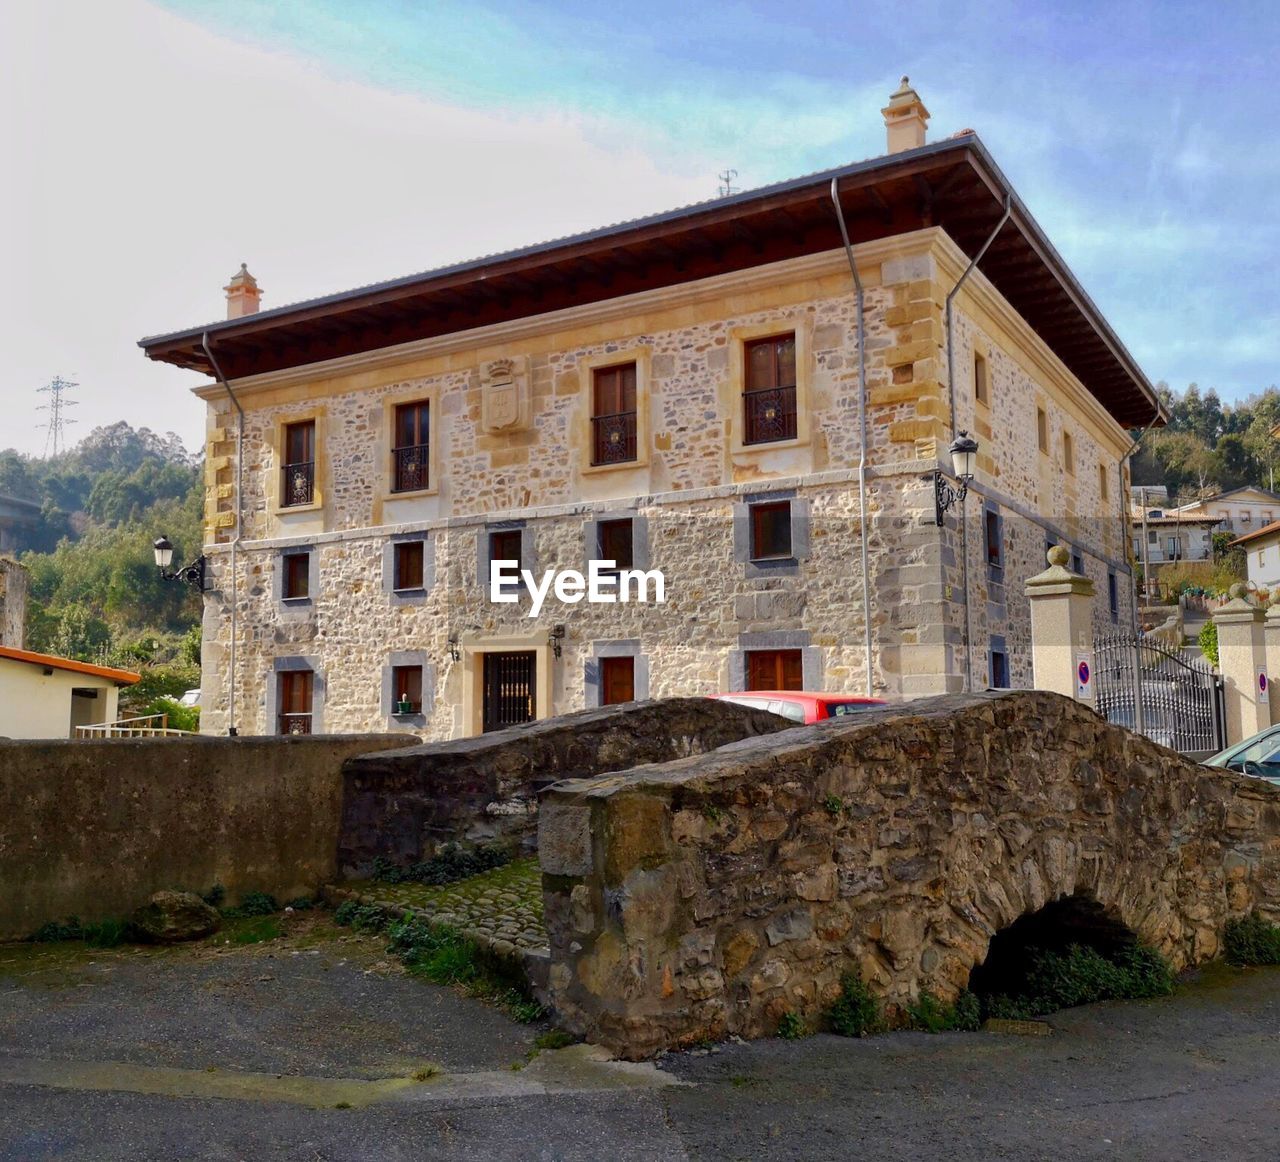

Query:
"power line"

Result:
[[35, 375, 79, 457]]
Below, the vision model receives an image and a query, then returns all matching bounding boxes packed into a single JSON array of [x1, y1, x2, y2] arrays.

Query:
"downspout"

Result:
[[1122, 417, 1160, 636], [945, 194, 1012, 692], [201, 332, 244, 737], [830, 177, 874, 698]]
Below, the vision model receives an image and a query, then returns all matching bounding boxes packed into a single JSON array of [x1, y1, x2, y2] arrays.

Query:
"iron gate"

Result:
[[1094, 632, 1226, 758]]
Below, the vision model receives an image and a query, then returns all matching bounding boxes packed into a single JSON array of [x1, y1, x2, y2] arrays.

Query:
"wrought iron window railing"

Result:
[[393, 443, 430, 493], [591, 412, 637, 465], [743, 385, 797, 445], [278, 713, 313, 735], [281, 461, 315, 507]]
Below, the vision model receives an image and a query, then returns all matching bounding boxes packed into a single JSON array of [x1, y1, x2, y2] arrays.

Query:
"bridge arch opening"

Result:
[[968, 892, 1139, 1002]]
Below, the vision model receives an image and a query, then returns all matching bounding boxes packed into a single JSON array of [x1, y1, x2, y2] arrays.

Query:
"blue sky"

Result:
[[1, 1, 1275, 455]]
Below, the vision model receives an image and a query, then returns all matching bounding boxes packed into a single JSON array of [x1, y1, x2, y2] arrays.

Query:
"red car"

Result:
[[710, 690, 885, 724]]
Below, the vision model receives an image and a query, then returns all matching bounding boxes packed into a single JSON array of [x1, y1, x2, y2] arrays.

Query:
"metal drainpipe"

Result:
[[830, 177, 875, 698], [945, 195, 1012, 692], [200, 332, 244, 737], [1123, 418, 1160, 637]]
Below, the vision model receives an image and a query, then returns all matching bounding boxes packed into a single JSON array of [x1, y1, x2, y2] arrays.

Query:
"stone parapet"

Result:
[[337, 697, 790, 876], [539, 690, 1280, 1058]]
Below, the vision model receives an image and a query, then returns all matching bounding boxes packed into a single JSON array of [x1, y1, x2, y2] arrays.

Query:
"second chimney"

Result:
[[224, 263, 262, 319], [882, 76, 930, 154]]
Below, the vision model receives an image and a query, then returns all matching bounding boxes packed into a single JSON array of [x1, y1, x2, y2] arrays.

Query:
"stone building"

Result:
[[0, 557, 27, 649], [140, 80, 1162, 739]]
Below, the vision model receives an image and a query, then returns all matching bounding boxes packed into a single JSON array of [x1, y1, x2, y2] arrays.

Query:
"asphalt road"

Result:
[[3, 920, 1279, 1160]]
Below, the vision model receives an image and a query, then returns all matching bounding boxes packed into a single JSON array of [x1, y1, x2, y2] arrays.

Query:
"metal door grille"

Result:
[[483, 651, 536, 733], [1094, 632, 1226, 758]]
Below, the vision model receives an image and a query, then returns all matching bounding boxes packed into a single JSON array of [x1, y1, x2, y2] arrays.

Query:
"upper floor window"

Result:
[[1062, 431, 1074, 475], [282, 420, 315, 507], [393, 540, 425, 592], [490, 528, 522, 567], [392, 401, 430, 493], [1242, 510, 1253, 524], [278, 670, 313, 735], [743, 334, 797, 445], [984, 509, 1003, 570], [974, 352, 988, 406], [591, 363, 637, 466], [282, 550, 310, 601], [1099, 463, 1109, 502], [597, 518, 634, 571], [749, 500, 792, 561], [1036, 407, 1048, 454]]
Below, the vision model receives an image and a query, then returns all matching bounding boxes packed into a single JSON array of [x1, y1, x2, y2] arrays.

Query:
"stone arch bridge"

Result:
[[538, 690, 1280, 1058]]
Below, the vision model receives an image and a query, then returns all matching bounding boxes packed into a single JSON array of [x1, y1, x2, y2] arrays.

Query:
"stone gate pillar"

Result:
[[1262, 602, 1280, 728], [1214, 585, 1271, 745], [1025, 546, 1096, 707]]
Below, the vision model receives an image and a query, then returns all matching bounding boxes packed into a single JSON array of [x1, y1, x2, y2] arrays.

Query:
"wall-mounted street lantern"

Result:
[[447, 633, 460, 662], [550, 624, 566, 658], [934, 431, 979, 527], [153, 536, 208, 592]]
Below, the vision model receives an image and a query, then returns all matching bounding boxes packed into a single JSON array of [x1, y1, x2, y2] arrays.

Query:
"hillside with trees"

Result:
[[1132, 383, 1280, 500], [1, 423, 204, 724]]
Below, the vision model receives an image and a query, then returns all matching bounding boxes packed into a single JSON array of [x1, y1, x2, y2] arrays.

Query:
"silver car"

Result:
[[1205, 727, 1280, 785]]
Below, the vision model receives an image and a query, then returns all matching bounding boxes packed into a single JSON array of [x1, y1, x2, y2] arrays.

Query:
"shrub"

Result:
[[370, 844, 511, 887], [221, 891, 278, 919], [1224, 913, 1280, 966], [776, 1011, 806, 1039], [1198, 620, 1219, 667], [827, 970, 881, 1037]]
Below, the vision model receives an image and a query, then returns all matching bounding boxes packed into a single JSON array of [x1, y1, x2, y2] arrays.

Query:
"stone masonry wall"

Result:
[[338, 697, 790, 877], [538, 691, 1280, 1058], [196, 233, 1136, 735], [0, 557, 27, 649], [0, 733, 408, 939]]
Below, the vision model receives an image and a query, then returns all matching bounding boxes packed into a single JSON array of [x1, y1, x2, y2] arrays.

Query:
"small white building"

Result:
[[1233, 520, 1280, 594], [0, 647, 140, 739], [1174, 486, 1280, 539]]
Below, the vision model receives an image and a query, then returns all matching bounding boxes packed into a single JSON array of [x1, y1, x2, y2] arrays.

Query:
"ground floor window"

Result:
[[600, 655, 636, 705], [989, 651, 1010, 690], [482, 651, 536, 733], [392, 665, 423, 713], [278, 670, 314, 734], [746, 648, 803, 691]]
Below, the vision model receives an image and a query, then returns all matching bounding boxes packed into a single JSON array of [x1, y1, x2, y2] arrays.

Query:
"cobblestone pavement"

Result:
[[350, 858, 547, 954]]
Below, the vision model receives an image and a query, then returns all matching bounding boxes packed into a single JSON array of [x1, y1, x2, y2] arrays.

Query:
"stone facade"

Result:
[[338, 697, 790, 876], [539, 691, 1280, 1058], [193, 229, 1138, 737]]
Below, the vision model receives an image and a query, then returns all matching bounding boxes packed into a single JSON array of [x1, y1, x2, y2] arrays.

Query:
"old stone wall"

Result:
[[338, 697, 790, 877], [539, 691, 1280, 1058], [0, 557, 27, 649], [0, 733, 407, 939]]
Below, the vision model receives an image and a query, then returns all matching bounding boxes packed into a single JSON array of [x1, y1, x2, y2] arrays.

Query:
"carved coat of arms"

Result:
[[480, 357, 530, 433]]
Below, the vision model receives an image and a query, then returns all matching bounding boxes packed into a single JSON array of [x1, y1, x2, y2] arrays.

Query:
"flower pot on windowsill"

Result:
[[394, 700, 416, 715]]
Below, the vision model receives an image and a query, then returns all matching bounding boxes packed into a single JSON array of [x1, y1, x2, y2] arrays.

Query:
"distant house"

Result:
[[1172, 486, 1280, 539], [0, 647, 140, 739], [1233, 520, 1280, 593]]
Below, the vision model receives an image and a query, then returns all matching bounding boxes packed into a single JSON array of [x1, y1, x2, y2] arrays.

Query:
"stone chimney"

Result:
[[882, 76, 930, 154], [224, 263, 262, 319]]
